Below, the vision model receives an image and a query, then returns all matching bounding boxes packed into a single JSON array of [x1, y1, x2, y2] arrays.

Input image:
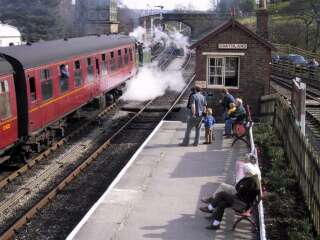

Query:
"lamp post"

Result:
[[154, 5, 164, 31]]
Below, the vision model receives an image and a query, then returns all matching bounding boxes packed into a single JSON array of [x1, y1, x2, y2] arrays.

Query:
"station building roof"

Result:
[[190, 18, 276, 51], [0, 34, 135, 75]]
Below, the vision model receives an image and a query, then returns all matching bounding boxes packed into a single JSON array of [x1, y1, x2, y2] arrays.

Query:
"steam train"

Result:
[[0, 35, 137, 163]]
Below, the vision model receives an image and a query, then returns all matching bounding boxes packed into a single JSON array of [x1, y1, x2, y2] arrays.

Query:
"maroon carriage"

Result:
[[0, 35, 136, 163]]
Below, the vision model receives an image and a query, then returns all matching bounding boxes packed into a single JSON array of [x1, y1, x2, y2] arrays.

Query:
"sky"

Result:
[[120, 0, 213, 11]]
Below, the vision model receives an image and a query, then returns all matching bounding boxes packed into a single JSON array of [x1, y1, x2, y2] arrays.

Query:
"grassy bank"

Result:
[[254, 124, 318, 240]]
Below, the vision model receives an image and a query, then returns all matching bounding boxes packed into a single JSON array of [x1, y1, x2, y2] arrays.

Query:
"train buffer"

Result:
[[67, 121, 256, 240]]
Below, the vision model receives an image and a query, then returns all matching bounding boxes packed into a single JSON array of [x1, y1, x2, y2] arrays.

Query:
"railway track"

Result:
[[271, 74, 320, 151], [0, 52, 195, 240], [0, 45, 182, 189]]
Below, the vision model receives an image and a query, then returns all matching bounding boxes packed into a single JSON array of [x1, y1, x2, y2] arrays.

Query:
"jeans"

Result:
[[211, 191, 235, 221], [225, 118, 237, 135], [182, 116, 202, 145]]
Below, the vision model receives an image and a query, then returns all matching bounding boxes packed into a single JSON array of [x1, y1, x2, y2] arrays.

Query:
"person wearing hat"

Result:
[[199, 160, 260, 230]]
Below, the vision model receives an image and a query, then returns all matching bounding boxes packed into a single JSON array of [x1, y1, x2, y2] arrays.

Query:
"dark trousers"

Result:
[[210, 191, 235, 221]]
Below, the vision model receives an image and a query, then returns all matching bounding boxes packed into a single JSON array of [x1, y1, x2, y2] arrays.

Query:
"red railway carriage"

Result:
[[0, 35, 136, 162]]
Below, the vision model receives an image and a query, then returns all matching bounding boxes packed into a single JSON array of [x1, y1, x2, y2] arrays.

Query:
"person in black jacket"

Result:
[[199, 164, 260, 230]]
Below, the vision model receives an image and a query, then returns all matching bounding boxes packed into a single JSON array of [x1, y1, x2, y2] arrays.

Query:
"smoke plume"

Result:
[[122, 27, 189, 102]]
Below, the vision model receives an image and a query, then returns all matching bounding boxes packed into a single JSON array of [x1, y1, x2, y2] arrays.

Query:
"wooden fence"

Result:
[[260, 94, 320, 235], [273, 43, 320, 63], [272, 61, 320, 89]]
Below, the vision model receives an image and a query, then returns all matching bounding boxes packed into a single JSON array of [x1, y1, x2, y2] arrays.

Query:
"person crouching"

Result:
[[203, 108, 216, 144]]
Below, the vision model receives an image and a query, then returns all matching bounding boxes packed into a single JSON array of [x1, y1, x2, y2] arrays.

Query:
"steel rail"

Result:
[[0, 103, 117, 190], [0, 53, 195, 240]]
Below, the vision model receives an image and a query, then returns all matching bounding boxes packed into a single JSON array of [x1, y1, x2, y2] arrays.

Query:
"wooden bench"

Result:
[[231, 105, 252, 148], [232, 159, 261, 232]]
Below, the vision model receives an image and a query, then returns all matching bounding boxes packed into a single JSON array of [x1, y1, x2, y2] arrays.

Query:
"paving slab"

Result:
[[67, 121, 256, 240]]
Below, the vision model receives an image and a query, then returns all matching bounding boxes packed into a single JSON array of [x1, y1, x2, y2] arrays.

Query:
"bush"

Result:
[[254, 124, 318, 239]]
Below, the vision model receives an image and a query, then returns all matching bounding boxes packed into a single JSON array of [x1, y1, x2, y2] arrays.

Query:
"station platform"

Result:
[[67, 121, 256, 240]]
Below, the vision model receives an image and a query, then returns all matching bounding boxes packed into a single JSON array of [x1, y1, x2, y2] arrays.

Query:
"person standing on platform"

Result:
[[181, 86, 207, 146], [220, 89, 235, 120], [186, 87, 196, 121], [203, 108, 216, 144]]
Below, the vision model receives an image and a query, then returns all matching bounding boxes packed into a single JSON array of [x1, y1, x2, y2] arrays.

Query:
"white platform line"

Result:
[[66, 120, 166, 240]]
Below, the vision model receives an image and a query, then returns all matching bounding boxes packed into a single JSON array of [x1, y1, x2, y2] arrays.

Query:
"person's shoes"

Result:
[[208, 141, 212, 144], [206, 224, 220, 230], [179, 143, 188, 146], [199, 207, 213, 213], [201, 198, 212, 204], [203, 142, 208, 144], [193, 143, 198, 147]]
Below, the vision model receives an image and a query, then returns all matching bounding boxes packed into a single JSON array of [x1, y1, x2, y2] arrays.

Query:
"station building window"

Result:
[[0, 80, 12, 119], [59, 64, 69, 93], [207, 56, 239, 88], [40, 68, 53, 101], [29, 76, 37, 101], [87, 57, 94, 82], [118, 49, 122, 67], [74, 60, 83, 87]]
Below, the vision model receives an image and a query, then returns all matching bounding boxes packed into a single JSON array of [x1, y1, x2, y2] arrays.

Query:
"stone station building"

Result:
[[190, 19, 275, 120]]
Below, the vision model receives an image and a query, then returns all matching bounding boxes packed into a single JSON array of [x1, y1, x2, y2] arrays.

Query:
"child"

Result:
[[203, 108, 216, 144], [227, 102, 236, 118]]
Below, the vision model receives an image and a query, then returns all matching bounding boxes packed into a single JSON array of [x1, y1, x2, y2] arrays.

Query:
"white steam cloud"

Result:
[[122, 27, 190, 102]]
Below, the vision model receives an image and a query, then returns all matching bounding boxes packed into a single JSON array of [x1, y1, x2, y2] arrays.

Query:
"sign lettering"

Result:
[[218, 44, 248, 49]]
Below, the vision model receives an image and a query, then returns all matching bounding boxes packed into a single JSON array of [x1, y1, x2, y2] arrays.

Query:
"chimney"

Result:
[[256, 0, 268, 39]]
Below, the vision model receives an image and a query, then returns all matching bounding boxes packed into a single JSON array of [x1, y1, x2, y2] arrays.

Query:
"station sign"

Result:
[[218, 44, 248, 49], [291, 77, 306, 135]]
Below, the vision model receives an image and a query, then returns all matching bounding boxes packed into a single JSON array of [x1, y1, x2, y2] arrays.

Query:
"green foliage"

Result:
[[254, 124, 317, 239], [239, 0, 255, 13], [0, 0, 64, 41]]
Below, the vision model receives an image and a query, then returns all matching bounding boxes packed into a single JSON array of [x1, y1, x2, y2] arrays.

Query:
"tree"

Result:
[[287, 0, 320, 52], [286, 0, 315, 50], [0, 0, 64, 41], [239, 0, 256, 14]]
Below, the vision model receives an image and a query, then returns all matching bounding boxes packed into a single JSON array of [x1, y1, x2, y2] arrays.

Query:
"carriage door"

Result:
[[26, 71, 40, 132]]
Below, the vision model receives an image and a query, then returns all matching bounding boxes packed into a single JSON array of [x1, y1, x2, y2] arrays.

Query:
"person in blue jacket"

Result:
[[203, 108, 216, 144]]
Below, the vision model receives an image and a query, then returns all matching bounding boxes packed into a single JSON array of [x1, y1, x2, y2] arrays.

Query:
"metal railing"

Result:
[[273, 43, 320, 62], [248, 124, 267, 240]]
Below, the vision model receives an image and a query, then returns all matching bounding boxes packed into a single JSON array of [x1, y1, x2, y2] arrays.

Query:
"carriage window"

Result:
[[95, 58, 100, 75], [124, 48, 129, 64], [118, 49, 122, 67], [129, 48, 133, 62], [59, 64, 69, 93], [101, 53, 107, 76], [87, 57, 94, 82], [41, 68, 53, 101], [74, 60, 83, 87], [207, 56, 239, 88], [29, 77, 37, 101], [110, 51, 116, 71], [0, 80, 12, 119]]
